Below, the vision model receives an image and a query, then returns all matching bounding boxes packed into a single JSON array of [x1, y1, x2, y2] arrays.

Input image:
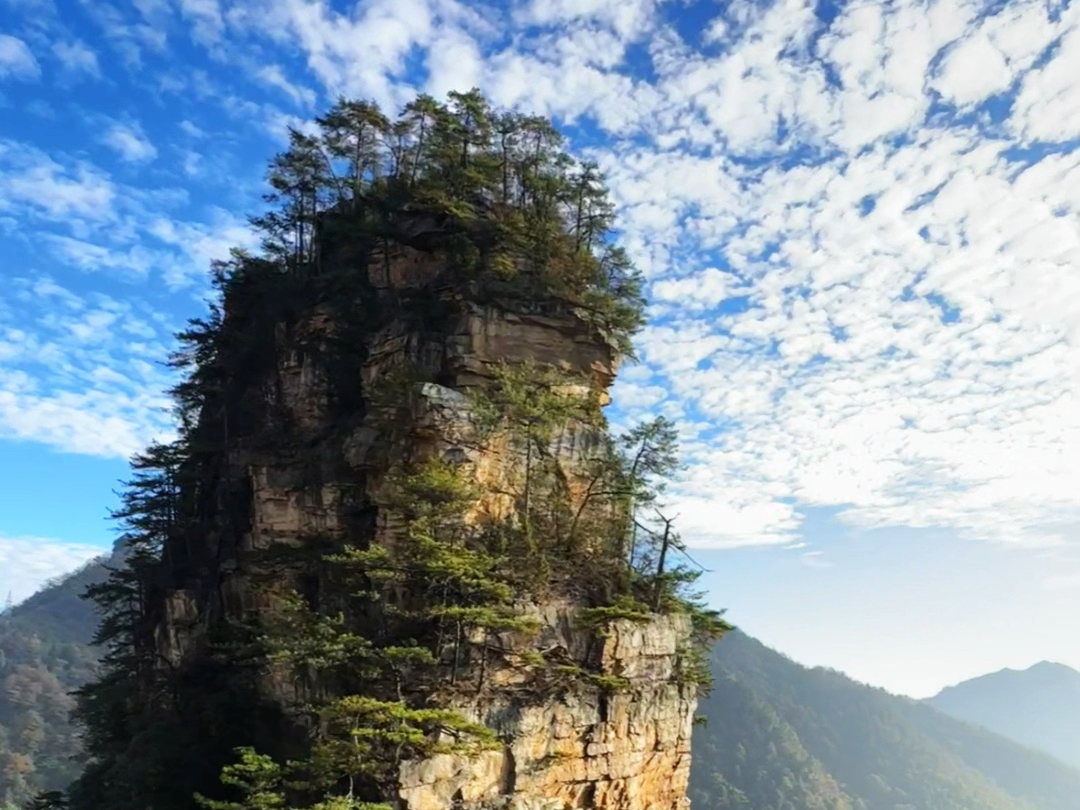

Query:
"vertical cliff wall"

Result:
[[398, 609, 695, 810], [150, 239, 697, 810]]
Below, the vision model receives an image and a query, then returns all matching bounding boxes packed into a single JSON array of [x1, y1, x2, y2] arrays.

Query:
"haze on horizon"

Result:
[[1, 0, 1079, 699]]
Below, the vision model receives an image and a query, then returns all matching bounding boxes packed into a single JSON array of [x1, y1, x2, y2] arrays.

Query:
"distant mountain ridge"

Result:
[[927, 660, 1080, 770], [4, 557, 112, 645], [4, 560, 1080, 810], [691, 631, 1080, 810]]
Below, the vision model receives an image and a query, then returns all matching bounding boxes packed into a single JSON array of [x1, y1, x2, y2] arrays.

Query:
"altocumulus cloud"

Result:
[[100, 120, 158, 163], [1, 0, 1079, 552]]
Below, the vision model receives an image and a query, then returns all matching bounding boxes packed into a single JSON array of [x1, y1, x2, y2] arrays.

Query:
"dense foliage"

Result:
[[57, 91, 726, 810], [0, 560, 107, 809], [690, 631, 1080, 810], [248, 89, 644, 355]]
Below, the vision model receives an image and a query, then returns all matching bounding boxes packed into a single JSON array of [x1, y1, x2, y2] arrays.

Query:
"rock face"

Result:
[[152, 243, 696, 809], [398, 611, 695, 810]]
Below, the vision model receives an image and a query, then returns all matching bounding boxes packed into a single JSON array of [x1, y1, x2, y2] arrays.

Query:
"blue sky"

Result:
[[2, 0, 1080, 697]]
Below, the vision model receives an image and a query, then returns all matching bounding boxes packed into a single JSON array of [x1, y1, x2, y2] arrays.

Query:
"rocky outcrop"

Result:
[[399, 611, 695, 810], [152, 243, 697, 809]]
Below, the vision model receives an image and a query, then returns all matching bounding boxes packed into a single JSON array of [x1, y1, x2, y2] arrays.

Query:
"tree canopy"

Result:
[[247, 89, 644, 356]]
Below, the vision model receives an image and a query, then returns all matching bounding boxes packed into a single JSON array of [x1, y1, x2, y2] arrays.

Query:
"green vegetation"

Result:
[[3, 561, 110, 649], [690, 631, 1080, 810], [0, 552, 114, 809], [50, 91, 726, 810], [238, 89, 644, 355], [7, 569, 1080, 810], [0, 592, 101, 809]]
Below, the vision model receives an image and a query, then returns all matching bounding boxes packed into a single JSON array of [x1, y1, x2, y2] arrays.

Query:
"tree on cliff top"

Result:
[[247, 89, 644, 357]]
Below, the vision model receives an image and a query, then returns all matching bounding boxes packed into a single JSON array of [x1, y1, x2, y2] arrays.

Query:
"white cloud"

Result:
[[45, 235, 156, 278], [1010, 21, 1080, 143], [0, 141, 259, 456], [254, 64, 317, 106], [51, 38, 101, 79], [0, 33, 40, 80], [146, 207, 259, 287], [514, 0, 660, 39], [934, 35, 1012, 106], [179, 119, 204, 138], [424, 26, 483, 98], [0, 280, 177, 458], [177, 0, 225, 47], [801, 549, 833, 568], [932, 0, 1060, 108], [0, 384, 173, 457], [181, 150, 202, 176], [236, 0, 438, 109], [101, 121, 158, 163], [80, 1, 169, 68], [0, 140, 116, 222], [0, 534, 104, 606], [52, 39, 102, 79], [607, 118, 1080, 547], [0, 137, 253, 287]]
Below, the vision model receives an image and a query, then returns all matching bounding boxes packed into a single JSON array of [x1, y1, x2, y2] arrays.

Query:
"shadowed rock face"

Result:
[[150, 247, 696, 810]]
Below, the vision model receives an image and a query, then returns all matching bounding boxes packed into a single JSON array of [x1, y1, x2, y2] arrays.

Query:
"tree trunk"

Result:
[[653, 518, 672, 610]]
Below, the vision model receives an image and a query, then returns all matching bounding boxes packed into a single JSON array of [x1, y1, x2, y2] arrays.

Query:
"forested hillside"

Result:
[[5, 566, 1080, 810], [0, 558, 108, 808], [691, 631, 1080, 810]]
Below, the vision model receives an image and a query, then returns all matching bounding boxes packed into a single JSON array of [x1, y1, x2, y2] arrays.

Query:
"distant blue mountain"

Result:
[[690, 632, 1080, 810], [928, 661, 1080, 769]]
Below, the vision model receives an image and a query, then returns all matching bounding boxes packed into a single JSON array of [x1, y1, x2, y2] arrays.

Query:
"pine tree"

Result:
[[250, 131, 333, 271], [195, 749, 286, 810], [203, 456, 511, 810], [316, 100, 391, 209], [68, 441, 193, 810], [481, 359, 598, 559], [618, 416, 679, 567]]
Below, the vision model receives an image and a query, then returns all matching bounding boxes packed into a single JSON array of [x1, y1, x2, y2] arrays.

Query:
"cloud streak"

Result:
[[101, 121, 158, 163], [0, 33, 40, 80]]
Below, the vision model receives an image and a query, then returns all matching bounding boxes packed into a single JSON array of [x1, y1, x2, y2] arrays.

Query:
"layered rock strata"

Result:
[[152, 240, 696, 809]]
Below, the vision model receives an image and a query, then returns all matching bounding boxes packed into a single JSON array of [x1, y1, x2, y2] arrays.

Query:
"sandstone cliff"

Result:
[[398, 609, 695, 810], [149, 239, 697, 810]]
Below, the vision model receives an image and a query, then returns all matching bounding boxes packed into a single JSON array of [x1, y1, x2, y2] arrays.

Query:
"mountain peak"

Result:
[[934, 661, 1080, 696], [927, 659, 1080, 770], [1026, 661, 1079, 676]]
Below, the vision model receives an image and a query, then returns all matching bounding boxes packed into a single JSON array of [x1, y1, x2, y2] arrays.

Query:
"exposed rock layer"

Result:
[[399, 611, 695, 810], [153, 247, 695, 809]]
